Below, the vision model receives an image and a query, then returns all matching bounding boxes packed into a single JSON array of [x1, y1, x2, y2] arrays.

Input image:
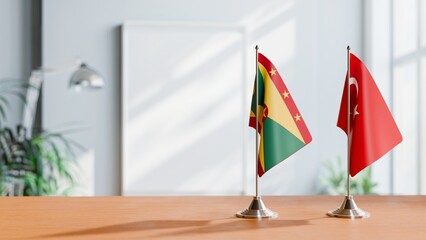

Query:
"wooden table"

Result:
[[1, 196, 425, 239]]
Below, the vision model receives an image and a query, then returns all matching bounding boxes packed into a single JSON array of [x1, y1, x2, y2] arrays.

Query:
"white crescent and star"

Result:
[[349, 77, 359, 119]]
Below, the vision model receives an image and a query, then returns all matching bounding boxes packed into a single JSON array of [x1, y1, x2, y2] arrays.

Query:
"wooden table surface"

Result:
[[1, 196, 425, 239]]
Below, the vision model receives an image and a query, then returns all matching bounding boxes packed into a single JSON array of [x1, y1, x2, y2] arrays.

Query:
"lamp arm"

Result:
[[35, 59, 82, 77], [21, 60, 81, 137], [22, 72, 43, 137]]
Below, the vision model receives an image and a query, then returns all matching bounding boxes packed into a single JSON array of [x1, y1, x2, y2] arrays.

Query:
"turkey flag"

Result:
[[337, 53, 402, 177]]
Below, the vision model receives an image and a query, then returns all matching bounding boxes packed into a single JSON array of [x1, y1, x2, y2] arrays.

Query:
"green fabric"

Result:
[[250, 68, 265, 113], [262, 117, 305, 171]]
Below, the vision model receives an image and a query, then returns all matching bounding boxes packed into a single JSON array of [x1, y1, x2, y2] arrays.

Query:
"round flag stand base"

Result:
[[236, 196, 278, 219], [327, 195, 370, 219]]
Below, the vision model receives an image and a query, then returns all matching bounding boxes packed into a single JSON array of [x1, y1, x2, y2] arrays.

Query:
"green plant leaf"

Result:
[[0, 123, 81, 196], [318, 157, 378, 195]]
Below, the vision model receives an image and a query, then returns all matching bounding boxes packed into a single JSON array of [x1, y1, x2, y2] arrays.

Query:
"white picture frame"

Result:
[[121, 21, 249, 195]]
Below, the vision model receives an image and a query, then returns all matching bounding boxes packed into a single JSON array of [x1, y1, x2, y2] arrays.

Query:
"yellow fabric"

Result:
[[259, 129, 265, 170], [258, 63, 305, 143]]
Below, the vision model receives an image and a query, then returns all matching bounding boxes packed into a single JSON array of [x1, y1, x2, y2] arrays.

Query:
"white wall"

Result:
[[0, 0, 32, 127], [365, 0, 426, 195], [42, 0, 363, 195], [315, 1, 364, 189]]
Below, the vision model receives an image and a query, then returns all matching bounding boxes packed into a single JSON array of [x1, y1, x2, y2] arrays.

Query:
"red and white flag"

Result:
[[337, 53, 402, 177]]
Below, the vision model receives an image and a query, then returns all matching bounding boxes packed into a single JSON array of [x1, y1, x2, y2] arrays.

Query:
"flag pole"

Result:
[[326, 46, 369, 219], [236, 45, 277, 219], [346, 46, 351, 198], [255, 45, 259, 198]]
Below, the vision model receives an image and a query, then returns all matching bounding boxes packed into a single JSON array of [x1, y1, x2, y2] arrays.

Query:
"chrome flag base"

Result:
[[236, 196, 278, 219], [327, 195, 370, 219]]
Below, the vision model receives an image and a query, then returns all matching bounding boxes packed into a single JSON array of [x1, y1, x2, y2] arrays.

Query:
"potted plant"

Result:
[[318, 156, 378, 195], [0, 79, 79, 196]]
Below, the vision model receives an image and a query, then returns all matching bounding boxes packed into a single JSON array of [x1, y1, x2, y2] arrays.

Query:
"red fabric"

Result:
[[337, 53, 402, 177]]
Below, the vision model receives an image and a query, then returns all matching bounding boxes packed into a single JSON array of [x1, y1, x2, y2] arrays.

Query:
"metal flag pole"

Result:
[[327, 46, 369, 219], [347, 45, 351, 198], [236, 45, 277, 219], [255, 45, 259, 198]]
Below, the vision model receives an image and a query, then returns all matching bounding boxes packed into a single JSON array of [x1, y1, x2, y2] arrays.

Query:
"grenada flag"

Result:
[[249, 53, 312, 177]]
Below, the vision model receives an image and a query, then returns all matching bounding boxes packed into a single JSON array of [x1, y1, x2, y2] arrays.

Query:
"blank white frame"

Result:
[[121, 21, 249, 195]]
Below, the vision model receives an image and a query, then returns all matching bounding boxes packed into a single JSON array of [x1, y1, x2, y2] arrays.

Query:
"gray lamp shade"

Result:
[[69, 63, 104, 90]]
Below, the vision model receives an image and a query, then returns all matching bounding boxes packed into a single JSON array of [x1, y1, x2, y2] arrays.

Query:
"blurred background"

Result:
[[0, 0, 424, 196]]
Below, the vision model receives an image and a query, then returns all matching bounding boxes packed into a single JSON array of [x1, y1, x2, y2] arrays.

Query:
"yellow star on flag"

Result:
[[294, 113, 301, 122], [269, 68, 277, 76], [282, 91, 290, 98]]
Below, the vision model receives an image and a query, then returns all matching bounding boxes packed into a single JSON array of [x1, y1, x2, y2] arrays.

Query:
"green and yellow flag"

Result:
[[249, 53, 312, 177]]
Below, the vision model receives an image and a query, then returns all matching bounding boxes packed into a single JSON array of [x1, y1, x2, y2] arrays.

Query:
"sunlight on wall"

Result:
[[393, 0, 417, 58], [258, 20, 295, 66], [119, 0, 365, 196], [393, 62, 419, 194], [241, 0, 294, 31], [172, 31, 243, 80], [74, 149, 95, 196]]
